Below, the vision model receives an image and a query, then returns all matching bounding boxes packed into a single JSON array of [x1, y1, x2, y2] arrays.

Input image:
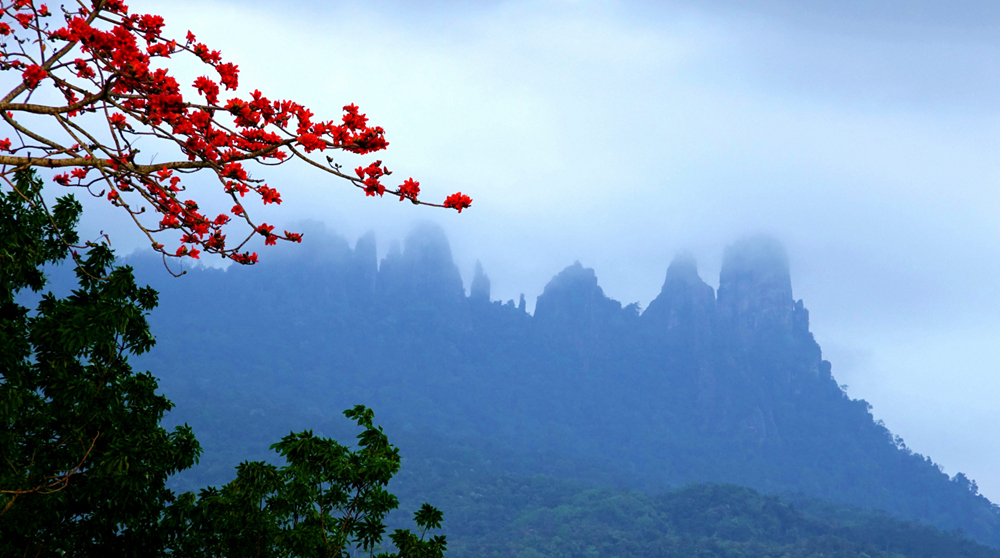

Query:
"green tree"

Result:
[[0, 169, 446, 557], [164, 407, 446, 558], [0, 168, 195, 556]]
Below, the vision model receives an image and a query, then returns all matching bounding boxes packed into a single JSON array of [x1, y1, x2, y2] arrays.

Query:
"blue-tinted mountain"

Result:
[[112, 224, 1000, 549]]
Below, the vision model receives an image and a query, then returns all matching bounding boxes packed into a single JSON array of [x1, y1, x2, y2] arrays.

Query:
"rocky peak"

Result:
[[346, 231, 378, 308], [377, 223, 465, 307], [351, 232, 377, 286], [470, 260, 491, 303], [716, 235, 795, 343], [642, 252, 715, 333], [534, 261, 621, 328]]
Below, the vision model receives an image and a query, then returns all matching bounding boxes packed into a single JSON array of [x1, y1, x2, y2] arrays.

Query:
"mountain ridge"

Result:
[[109, 224, 1000, 548]]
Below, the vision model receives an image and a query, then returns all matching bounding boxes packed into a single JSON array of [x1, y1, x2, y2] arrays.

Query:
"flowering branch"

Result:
[[0, 0, 473, 265]]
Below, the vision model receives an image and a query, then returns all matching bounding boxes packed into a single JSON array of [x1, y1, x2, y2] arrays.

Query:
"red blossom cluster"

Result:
[[355, 161, 391, 197], [398, 178, 420, 202], [444, 192, 473, 213], [0, 0, 471, 267]]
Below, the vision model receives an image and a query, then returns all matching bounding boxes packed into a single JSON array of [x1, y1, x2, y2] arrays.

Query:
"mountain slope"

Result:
[[112, 225, 1000, 547]]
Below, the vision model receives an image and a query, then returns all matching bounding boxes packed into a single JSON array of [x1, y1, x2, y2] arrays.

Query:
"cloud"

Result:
[[116, 0, 1000, 499]]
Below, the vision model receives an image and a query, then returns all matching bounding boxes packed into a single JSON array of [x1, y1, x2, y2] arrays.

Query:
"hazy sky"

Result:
[[64, 0, 1000, 500]]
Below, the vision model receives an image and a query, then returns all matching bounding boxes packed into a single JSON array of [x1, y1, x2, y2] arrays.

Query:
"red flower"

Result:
[[231, 251, 258, 264], [0, 138, 11, 152], [224, 181, 249, 197], [216, 62, 239, 90], [355, 161, 385, 180], [193, 76, 220, 104], [175, 245, 200, 258], [257, 223, 276, 245], [192, 43, 221, 64], [284, 230, 302, 243], [136, 14, 165, 41], [147, 42, 171, 57], [341, 103, 368, 130], [222, 162, 247, 180], [160, 214, 180, 227], [443, 192, 473, 213], [259, 185, 281, 205], [297, 132, 326, 153], [102, 0, 127, 13], [108, 113, 128, 128], [0, 22, 12, 35], [14, 12, 33, 28], [345, 127, 388, 154], [398, 178, 420, 202], [363, 177, 384, 197], [206, 232, 226, 249], [53, 173, 70, 186], [21, 64, 48, 89], [74, 58, 96, 79]]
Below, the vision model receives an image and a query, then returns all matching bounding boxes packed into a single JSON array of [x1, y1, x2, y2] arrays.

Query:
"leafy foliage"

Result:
[[0, 170, 444, 557], [434, 477, 1000, 558], [0, 168, 200, 556], [165, 406, 446, 558]]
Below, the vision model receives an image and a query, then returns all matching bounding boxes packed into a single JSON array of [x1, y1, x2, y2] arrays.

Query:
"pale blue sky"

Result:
[[65, 0, 1000, 499]]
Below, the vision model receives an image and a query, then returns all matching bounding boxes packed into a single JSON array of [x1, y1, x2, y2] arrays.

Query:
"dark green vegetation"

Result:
[[435, 478, 999, 558], [0, 170, 445, 557], [109, 222, 1000, 553]]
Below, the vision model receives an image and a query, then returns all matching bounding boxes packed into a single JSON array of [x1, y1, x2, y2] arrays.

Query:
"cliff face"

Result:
[[644, 252, 716, 338], [377, 223, 466, 312], [128, 226, 1000, 548], [717, 235, 796, 345], [534, 261, 627, 334]]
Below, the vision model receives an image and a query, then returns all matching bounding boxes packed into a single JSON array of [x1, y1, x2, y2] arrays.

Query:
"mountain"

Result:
[[113, 224, 1000, 549]]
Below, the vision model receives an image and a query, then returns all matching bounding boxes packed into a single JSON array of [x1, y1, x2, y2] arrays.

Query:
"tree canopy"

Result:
[[0, 170, 448, 557], [0, 1, 455, 554]]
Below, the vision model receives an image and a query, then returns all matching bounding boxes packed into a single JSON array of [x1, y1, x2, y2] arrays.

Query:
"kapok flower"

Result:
[[21, 65, 48, 89], [398, 178, 420, 202], [443, 192, 473, 213]]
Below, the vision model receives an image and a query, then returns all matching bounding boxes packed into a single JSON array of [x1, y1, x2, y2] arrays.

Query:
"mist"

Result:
[[72, 0, 1000, 501]]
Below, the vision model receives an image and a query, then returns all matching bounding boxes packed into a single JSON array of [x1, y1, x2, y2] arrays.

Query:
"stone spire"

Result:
[[716, 235, 795, 345], [643, 252, 715, 334], [470, 260, 491, 303]]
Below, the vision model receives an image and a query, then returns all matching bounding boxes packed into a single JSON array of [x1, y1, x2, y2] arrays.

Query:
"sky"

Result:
[[51, 0, 1000, 500]]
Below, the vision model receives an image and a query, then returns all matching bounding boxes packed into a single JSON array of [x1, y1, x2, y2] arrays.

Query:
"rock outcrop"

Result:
[[377, 224, 465, 310], [643, 252, 715, 342], [716, 235, 795, 345], [132, 228, 1000, 549], [470, 261, 491, 304], [534, 261, 624, 332]]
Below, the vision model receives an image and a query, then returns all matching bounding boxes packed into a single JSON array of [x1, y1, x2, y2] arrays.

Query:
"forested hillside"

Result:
[[421, 478, 1000, 558], [106, 224, 999, 549]]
